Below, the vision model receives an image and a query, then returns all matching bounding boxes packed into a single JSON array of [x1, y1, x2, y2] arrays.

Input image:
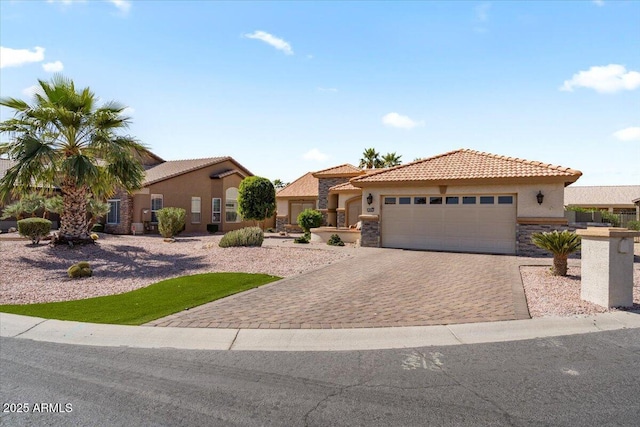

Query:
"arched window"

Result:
[[225, 187, 241, 223]]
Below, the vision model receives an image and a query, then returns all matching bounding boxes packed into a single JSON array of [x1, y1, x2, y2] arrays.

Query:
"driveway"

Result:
[[147, 248, 530, 329]]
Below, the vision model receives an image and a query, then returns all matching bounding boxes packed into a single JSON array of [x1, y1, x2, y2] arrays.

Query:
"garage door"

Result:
[[381, 195, 516, 254]]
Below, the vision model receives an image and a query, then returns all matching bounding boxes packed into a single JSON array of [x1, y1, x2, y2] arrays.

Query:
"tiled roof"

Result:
[[564, 185, 640, 206], [276, 172, 318, 198], [312, 163, 364, 178], [351, 149, 582, 184], [143, 157, 231, 186], [329, 181, 361, 192], [211, 169, 246, 179]]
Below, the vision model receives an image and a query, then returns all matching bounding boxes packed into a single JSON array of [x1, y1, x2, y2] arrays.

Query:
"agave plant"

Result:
[[531, 230, 581, 276]]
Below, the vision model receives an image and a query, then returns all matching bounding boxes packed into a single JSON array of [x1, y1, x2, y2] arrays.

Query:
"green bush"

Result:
[[294, 233, 310, 244], [91, 223, 105, 232], [17, 217, 52, 244], [297, 209, 322, 233], [219, 227, 264, 248], [600, 211, 620, 227], [327, 234, 345, 246], [627, 220, 640, 231], [206, 223, 219, 234], [156, 207, 186, 238], [68, 261, 92, 278]]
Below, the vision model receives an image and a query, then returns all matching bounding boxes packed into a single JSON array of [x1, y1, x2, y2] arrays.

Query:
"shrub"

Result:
[[207, 223, 219, 234], [91, 223, 104, 232], [294, 233, 310, 244], [219, 227, 264, 248], [327, 234, 345, 246], [531, 230, 581, 276], [627, 220, 640, 231], [68, 261, 92, 278], [238, 176, 276, 224], [156, 207, 186, 239], [297, 209, 322, 233], [17, 218, 52, 244], [600, 211, 620, 227]]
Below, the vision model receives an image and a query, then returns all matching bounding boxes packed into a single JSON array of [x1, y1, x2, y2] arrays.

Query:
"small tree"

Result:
[[531, 230, 581, 276], [238, 176, 276, 228], [156, 207, 186, 239], [297, 209, 322, 234], [87, 198, 110, 232]]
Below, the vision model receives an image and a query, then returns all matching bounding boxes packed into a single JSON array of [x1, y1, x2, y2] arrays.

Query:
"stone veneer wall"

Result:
[[104, 188, 133, 235], [275, 216, 287, 232], [359, 216, 380, 247], [318, 177, 349, 209], [516, 223, 583, 257], [336, 210, 346, 228]]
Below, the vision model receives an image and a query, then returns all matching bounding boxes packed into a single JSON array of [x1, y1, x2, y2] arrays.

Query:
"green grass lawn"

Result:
[[0, 273, 280, 325]]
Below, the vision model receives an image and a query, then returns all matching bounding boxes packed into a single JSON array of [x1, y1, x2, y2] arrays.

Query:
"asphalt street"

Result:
[[1, 328, 639, 426]]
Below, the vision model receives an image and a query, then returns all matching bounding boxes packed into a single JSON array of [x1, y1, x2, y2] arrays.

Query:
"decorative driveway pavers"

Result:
[[147, 248, 530, 329]]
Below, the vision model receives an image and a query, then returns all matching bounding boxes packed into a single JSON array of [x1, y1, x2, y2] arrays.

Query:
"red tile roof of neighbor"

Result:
[[312, 163, 364, 177], [329, 181, 361, 192], [143, 157, 251, 186], [564, 185, 640, 206], [351, 149, 582, 184], [276, 172, 319, 198]]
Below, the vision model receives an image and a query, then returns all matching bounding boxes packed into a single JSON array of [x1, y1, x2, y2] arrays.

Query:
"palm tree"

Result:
[[0, 75, 147, 243], [359, 148, 383, 169], [531, 230, 581, 276], [381, 152, 402, 167]]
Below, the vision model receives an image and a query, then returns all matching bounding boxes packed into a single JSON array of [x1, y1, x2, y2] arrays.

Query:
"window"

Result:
[[191, 197, 201, 224], [150, 194, 163, 222], [446, 196, 459, 205], [429, 197, 443, 205], [212, 198, 221, 223], [480, 196, 495, 205], [106, 199, 120, 224], [225, 187, 240, 223], [498, 196, 513, 205], [414, 197, 427, 205], [384, 197, 396, 205], [462, 196, 476, 205], [399, 197, 411, 205]]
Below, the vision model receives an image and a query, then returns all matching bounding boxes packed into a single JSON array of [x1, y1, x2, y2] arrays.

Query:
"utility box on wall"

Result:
[[577, 227, 639, 308]]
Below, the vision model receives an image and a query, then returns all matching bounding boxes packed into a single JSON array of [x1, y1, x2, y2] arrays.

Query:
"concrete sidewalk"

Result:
[[2, 311, 639, 352]]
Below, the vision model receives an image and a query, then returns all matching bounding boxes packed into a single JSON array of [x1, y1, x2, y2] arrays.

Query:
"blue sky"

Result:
[[1, 0, 639, 186]]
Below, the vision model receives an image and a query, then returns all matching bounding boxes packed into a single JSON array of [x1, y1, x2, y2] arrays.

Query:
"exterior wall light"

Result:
[[367, 193, 373, 205], [536, 191, 544, 205]]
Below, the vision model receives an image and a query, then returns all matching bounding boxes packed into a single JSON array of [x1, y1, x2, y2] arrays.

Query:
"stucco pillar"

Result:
[[576, 227, 640, 308]]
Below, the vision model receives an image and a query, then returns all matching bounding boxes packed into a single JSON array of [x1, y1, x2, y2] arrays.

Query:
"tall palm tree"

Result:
[[359, 147, 383, 169], [381, 152, 402, 167], [531, 230, 581, 276], [0, 75, 147, 243]]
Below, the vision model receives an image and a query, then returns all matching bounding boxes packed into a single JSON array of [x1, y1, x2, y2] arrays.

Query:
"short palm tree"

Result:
[[531, 230, 581, 276], [381, 152, 402, 167], [0, 75, 147, 243], [359, 147, 383, 169]]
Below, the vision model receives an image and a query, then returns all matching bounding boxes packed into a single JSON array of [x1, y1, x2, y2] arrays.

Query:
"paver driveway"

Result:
[[148, 248, 530, 329]]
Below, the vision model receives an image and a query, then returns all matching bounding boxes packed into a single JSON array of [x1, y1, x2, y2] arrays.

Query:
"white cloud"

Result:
[[613, 127, 640, 142], [42, 60, 64, 72], [108, 0, 131, 13], [302, 148, 329, 162], [244, 30, 293, 55], [317, 87, 338, 92], [22, 85, 40, 97], [593, 0, 605, 6], [0, 46, 45, 68], [382, 112, 424, 130], [560, 64, 640, 93]]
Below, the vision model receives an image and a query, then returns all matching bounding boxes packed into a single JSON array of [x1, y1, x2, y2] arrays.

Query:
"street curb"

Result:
[[2, 311, 639, 352]]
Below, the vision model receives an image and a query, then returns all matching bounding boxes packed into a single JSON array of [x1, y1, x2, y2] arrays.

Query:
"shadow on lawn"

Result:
[[18, 242, 208, 279]]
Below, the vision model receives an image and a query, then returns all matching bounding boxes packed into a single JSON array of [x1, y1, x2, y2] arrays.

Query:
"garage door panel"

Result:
[[382, 195, 516, 254]]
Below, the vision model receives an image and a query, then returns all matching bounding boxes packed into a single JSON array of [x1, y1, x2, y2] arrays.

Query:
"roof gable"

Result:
[[276, 172, 318, 198], [312, 163, 364, 178], [352, 149, 582, 185], [143, 157, 251, 186]]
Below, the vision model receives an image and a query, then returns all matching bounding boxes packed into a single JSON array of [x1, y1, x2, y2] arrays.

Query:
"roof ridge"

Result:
[[313, 163, 360, 174], [464, 149, 581, 174]]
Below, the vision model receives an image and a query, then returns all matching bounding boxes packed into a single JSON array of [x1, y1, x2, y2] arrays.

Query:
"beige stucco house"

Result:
[[106, 156, 256, 235], [278, 149, 582, 256], [564, 185, 640, 221]]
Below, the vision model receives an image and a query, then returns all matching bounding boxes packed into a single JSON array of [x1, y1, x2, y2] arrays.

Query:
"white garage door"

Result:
[[381, 195, 516, 254]]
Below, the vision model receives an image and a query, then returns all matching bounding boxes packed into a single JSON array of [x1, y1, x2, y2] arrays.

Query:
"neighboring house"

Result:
[[275, 172, 319, 231], [106, 156, 256, 235], [279, 149, 582, 256], [564, 185, 640, 222]]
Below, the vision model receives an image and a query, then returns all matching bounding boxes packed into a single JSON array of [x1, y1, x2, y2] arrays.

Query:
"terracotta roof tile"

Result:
[[329, 181, 361, 192], [312, 163, 364, 178], [143, 157, 231, 186], [276, 172, 318, 198], [564, 185, 640, 206], [352, 149, 582, 184], [211, 169, 246, 179]]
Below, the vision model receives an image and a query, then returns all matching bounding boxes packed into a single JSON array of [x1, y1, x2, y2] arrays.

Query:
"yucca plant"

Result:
[[531, 230, 581, 276]]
